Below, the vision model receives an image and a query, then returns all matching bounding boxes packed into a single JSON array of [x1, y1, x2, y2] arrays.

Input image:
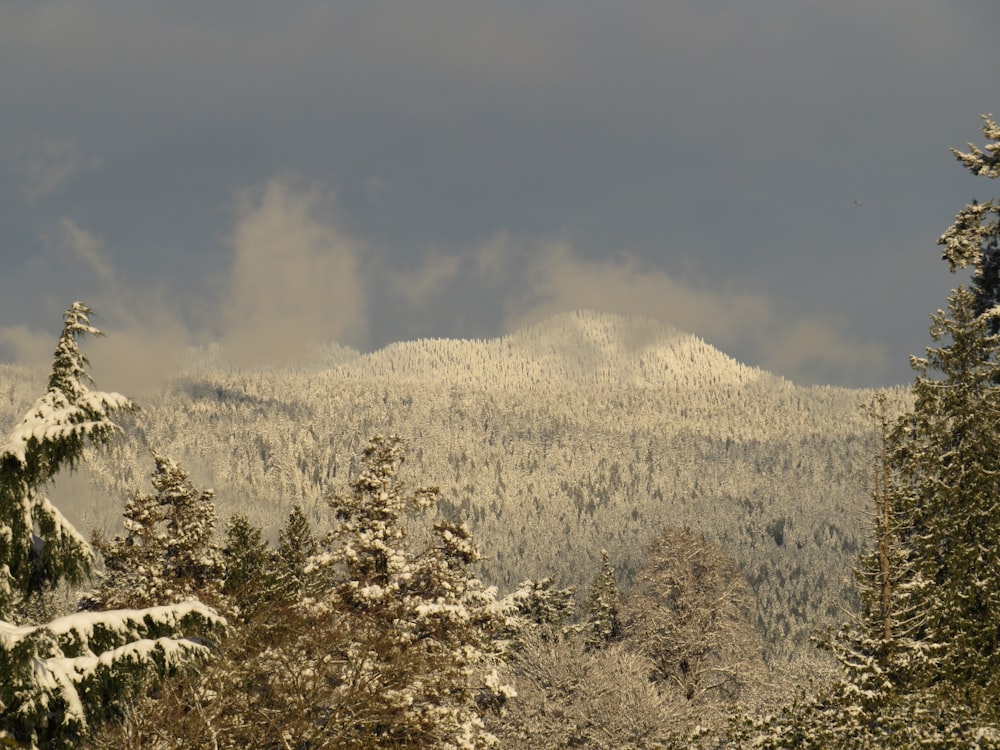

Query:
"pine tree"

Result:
[[0, 303, 223, 749], [584, 549, 621, 650], [0, 303, 133, 618], [91, 455, 224, 609], [896, 115, 1000, 706], [274, 504, 317, 600], [222, 513, 274, 616]]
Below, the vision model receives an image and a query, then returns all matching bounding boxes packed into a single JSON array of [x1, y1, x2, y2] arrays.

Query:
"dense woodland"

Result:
[[3, 118, 1000, 747], [0, 312, 890, 667]]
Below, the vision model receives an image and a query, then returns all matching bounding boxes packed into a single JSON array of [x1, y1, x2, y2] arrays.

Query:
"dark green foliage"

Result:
[[222, 513, 275, 616], [0, 303, 134, 619], [0, 304, 224, 748], [274, 504, 317, 600], [1, 602, 223, 750]]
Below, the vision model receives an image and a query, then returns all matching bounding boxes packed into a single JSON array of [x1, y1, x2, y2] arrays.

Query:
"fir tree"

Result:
[[222, 513, 274, 616], [311, 433, 509, 749], [91, 455, 224, 609], [0, 303, 133, 618], [0, 304, 223, 749], [584, 548, 621, 650], [897, 114, 1000, 705], [274, 504, 317, 600], [735, 117, 1000, 748]]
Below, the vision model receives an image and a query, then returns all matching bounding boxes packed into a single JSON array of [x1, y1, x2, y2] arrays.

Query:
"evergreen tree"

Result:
[[584, 548, 621, 650], [0, 303, 223, 749], [734, 117, 1000, 748], [88, 481, 167, 609], [0, 303, 133, 618], [505, 577, 576, 636], [311, 433, 508, 749], [274, 504, 317, 600], [896, 115, 1000, 705], [91, 455, 224, 609], [222, 513, 274, 616]]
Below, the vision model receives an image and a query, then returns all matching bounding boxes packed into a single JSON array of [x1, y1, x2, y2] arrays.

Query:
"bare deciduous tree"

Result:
[[622, 528, 766, 718]]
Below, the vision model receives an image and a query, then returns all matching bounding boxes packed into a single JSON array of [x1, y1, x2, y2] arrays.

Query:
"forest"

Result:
[[2, 118, 1000, 748]]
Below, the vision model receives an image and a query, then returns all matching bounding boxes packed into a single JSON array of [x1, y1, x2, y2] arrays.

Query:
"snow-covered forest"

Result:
[[5, 118, 1000, 747], [1, 310, 890, 665]]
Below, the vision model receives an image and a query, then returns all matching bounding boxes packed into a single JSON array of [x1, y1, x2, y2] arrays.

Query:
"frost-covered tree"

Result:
[[584, 549, 621, 650], [0, 303, 133, 619], [91, 455, 224, 610], [501, 577, 577, 647], [309, 433, 508, 749], [492, 627, 680, 749], [622, 529, 764, 712], [0, 303, 224, 749]]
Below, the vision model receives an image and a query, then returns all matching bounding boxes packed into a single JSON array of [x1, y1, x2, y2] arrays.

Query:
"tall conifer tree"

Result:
[[896, 115, 1000, 703], [0, 304, 222, 749]]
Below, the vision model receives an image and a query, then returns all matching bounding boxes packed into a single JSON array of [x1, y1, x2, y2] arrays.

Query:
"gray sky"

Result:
[[2, 0, 998, 391]]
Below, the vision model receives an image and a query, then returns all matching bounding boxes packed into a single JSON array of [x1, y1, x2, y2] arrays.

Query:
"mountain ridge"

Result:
[[0, 310, 905, 664]]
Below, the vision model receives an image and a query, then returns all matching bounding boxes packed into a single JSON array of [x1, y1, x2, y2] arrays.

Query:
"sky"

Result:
[[2, 0, 999, 392]]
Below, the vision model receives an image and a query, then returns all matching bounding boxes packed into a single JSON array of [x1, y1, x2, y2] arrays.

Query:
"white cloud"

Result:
[[220, 176, 367, 365], [488, 238, 889, 386], [0, 324, 53, 368]]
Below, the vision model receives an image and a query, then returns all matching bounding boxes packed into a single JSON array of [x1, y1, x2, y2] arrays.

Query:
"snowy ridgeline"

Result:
[[0, 312, 906, 662]]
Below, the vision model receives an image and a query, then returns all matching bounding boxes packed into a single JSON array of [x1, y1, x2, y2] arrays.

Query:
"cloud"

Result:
[[0, 324, 53, 368], [57, 218, 115, 283], [13, 219, 193, 396], [489, 238, 889, 387], [389, 251, 462, 307], [16, 138, 94, 204], [758, 319, 889, 388], [220, 177, 367, 365]]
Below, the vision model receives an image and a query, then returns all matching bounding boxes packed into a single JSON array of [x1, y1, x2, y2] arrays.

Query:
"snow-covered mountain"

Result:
[[0, 311, 903, 662]]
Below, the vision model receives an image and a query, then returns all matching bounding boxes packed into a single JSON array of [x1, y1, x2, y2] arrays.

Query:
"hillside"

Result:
[[0, 311, 904, 662]]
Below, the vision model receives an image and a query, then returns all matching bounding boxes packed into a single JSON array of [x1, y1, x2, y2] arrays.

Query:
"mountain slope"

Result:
[[0, 312, 901, 662]]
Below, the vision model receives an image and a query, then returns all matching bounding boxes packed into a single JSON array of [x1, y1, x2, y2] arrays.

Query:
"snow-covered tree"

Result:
[[90, 455, 224, 610], [0, 303, 133, 619], [221, 513, 274, 617], [309, 433, 508, 749], [622, 528, 764, 710], [89, 434, 510, 749], [734, 117, 1000, 748], [0, 303, 224, 749], [492, 627, 680, 749], [897, 116, 1000, 704], [584, 548, 621, 650], [730, 398, 947, 748], [501, 577, 577, 646]]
